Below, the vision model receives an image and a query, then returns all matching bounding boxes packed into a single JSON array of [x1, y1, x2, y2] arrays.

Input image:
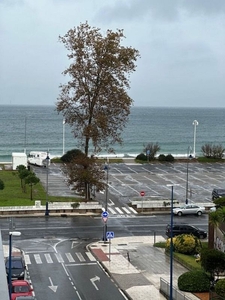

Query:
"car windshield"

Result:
[[13, 285, 29, 293], [6, 260, 23, 269]]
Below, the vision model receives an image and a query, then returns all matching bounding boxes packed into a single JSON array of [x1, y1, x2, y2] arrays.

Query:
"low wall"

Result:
[[0, 201, 102, 216]]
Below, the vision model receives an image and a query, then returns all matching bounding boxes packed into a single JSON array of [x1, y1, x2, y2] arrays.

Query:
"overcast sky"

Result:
[[0, 0, 225, 107]]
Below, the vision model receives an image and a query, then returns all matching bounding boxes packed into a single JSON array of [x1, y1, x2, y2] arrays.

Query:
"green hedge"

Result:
[[178, 270, 210, 292]]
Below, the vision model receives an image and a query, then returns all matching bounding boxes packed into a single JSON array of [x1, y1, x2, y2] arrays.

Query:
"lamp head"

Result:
[[9, 231, 21, 236]]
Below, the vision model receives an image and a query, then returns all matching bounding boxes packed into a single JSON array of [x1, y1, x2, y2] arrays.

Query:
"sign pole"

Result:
[[140, 191, 145, 213], [102, 211, 109, 242], [109, 239, 111, 262]]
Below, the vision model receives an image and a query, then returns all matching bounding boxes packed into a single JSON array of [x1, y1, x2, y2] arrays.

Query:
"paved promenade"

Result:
[[89, 236, 199, 300]]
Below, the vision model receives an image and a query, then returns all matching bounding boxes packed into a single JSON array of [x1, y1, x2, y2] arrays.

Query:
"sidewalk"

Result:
[[89, 236, 199, 300]]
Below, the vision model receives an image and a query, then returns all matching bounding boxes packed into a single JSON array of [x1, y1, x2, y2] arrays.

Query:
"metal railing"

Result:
[[160, 277, 194, 300]]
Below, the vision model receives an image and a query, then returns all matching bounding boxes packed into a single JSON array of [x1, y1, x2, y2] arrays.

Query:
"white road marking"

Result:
[[85, 252, 96, 261], [65, 253, 75, 262], [108, 207, 117, 214], [75, 252, 85, 262], [24, 254, 31, 265], [45, 253, 53, 263], [34, 254, 42, 264], [115, 207, 124, 214], [122, 207, 131, 214], [55, 253, 64, 263]]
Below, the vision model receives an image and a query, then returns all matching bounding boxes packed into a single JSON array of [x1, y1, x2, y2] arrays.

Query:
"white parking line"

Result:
[[143, 175, 158, 184], [127, 167, 138, 174]]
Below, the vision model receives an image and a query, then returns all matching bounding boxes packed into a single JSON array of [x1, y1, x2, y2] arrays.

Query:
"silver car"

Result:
[[173, 204, 205, 216]]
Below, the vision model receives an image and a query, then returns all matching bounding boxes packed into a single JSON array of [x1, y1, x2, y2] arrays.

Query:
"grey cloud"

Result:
[[96, 0, 225, 24]]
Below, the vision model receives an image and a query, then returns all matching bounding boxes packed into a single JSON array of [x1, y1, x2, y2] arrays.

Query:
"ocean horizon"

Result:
[[0, 105, 224, 162]]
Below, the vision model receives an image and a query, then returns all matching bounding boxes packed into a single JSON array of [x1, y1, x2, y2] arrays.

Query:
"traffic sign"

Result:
[[102, 211, 109, 218], [102, 217, 108, 223], [140, 191, 145, 197], [106, 231, 114, 239]]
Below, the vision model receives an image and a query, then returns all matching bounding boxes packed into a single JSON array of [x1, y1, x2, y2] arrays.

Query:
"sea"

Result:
[[0, 105, 225, 162]]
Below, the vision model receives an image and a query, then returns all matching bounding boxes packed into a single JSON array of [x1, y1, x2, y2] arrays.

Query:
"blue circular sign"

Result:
[[102, 211, 109, 218]]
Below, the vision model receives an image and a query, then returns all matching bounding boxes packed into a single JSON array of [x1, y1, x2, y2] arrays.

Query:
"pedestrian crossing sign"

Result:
[[106, 231, 114, 239]]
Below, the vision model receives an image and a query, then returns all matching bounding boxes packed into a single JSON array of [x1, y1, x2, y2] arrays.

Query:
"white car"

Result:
[[173, 204, 205, 216]]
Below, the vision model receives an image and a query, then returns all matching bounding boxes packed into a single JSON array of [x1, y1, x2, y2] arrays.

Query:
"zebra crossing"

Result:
[[24, 251, 96, 265], [105, 206, 138, 217]]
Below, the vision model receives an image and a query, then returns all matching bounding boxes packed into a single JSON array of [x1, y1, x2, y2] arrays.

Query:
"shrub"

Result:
[[158, 154, 166, 161], [165, 154, 174, 162], [165, 237, 176, 252], [215, 279, 225, 297], [71, 202, 80, 208], [173, 234, 202, 255], [61, 149, 83, 163], [201, 248, 225, 278], [178, 270, 210, 292], [136, 153, 147, 161]]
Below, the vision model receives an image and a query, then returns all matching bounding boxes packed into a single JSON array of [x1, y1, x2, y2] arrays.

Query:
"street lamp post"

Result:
[[63, 119, 65, 155], [8, 231, 21, 299], [45, 153, 50, 216], [167, 184, 178, 300], [103, 159, 109, 242], [192, 120, 199, 158], [105, 160, 109, 212], [186, 146, 192, 204]]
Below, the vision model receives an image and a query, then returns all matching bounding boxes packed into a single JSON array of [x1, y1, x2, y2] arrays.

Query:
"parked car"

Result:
[[5, 256, 26, 281], [212, 188, 225, 200], [10, 280, 33, 300], [173, 204, 205, 216], [166, 224, 207, 239]]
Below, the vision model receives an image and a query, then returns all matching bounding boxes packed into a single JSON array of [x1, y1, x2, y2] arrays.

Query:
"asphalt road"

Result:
[[1, 214, 209, 300]]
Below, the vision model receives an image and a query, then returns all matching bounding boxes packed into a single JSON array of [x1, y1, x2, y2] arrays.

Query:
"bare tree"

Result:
[[56, 22, 140, 200], [201, 143, 225, 159], [143, 142, 160, 160]]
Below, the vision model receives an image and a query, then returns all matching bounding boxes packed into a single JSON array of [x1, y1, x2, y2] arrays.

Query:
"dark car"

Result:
[[166, 224, 207, 239], [212, 188, 225, 200], [5, 256, 26, 281]]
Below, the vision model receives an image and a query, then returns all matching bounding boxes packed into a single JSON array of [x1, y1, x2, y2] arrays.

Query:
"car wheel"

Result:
[[197, 211, 202, 216], [199, 234, 204, 239], [177, 211, 182, 216]]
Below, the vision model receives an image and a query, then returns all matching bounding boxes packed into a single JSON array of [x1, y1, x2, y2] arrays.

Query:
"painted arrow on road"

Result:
[[48, 277, 58, 292], [71, 240, 79, 249], [90, 276, 100, 290]]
